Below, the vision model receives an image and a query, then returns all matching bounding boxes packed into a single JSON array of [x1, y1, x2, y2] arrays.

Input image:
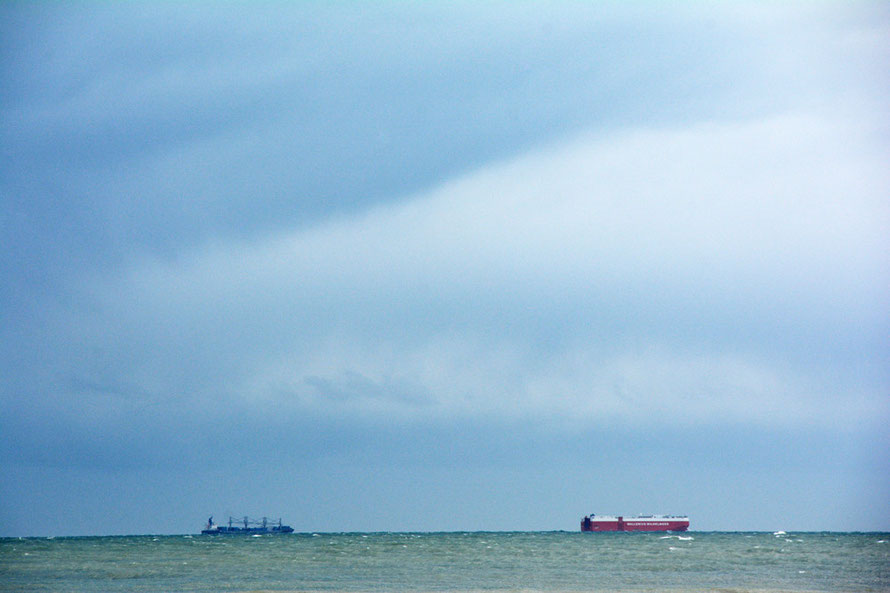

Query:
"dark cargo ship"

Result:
[[201, 516, 294, 534]]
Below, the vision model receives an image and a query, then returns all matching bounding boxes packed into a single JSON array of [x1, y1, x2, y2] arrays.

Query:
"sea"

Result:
[[1, 531, 887, 593]]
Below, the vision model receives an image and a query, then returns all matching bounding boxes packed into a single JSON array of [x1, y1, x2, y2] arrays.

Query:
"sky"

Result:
[[1, 2, 888, 537]]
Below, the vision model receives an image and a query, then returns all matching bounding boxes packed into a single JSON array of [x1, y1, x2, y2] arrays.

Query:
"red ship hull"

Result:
[[581, 515, 689, 532]]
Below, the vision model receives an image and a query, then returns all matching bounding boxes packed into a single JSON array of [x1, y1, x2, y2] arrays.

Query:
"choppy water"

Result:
[[1, 531, 887, 593]]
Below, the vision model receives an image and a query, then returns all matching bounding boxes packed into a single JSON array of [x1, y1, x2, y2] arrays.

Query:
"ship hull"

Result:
[[201, 526, 294, 535], [581, 516, 689, 532]]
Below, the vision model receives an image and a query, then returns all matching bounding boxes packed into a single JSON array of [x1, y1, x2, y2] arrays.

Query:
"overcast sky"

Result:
[[1, 2, 888, 537]]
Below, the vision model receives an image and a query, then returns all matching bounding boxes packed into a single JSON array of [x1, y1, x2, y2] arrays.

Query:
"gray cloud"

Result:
[[7, 111, 886, 440]]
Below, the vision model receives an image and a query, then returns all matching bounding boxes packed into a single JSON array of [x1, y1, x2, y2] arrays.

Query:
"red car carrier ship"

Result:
[[581, 514, 689, 532]]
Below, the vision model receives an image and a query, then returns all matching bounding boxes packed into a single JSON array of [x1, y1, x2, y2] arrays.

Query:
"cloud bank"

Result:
[[35, 112, 883, 439]]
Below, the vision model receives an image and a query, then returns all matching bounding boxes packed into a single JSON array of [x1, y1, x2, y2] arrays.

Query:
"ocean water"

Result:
[[1, 531, 887, 593]]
